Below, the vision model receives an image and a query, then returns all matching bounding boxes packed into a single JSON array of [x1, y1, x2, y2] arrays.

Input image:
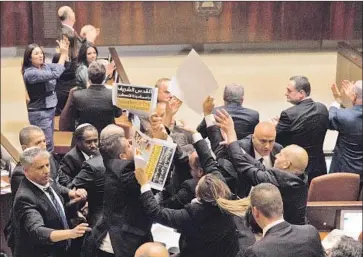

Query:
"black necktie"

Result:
[[44, 187, 69, 230], [259, 158, 264, 164]]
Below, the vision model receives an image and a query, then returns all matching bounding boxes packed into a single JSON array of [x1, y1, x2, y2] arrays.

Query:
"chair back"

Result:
[[308, 173, 360, 201]]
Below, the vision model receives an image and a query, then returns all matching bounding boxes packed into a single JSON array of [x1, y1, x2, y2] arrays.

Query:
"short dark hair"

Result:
[[74, 124, 97, 143], [77, 42, 98, 67], [250, 183, 283, 218], [88, 61, 106, 84], [99, 134, 126, 160], [19, 125, 43, 146], [289, 76, 311, 96], [21, 44, 45, 74], [331, 236, 362, 257], [223, 83, 244, 105]]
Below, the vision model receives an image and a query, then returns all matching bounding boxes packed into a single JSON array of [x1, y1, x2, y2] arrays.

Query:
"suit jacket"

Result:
[[161, 178, 197, 210], [82, 159, 153, 257], [68, 84, 122, 133], [71, 154, 105, 226], [228, 141, 308, 225], [140, 189, 240, 257], [59, 24, 83, 60], [58, 146, 86, 187], [241, 221, 324, 257], [328, 104, 363, 181], [197, 103, 259, 140], [13, 178, 70, 257], [276, 98, 329, 182]]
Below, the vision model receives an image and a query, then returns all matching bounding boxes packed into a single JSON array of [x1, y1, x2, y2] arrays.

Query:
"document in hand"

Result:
[[133, 129, 177, 191], [112, 83, 158, 116], [169, 49, 219, 114]]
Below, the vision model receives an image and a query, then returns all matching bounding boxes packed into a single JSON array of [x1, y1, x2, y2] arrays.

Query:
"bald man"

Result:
[[134, 242, 169, 257], [58, 5, 82, 59], [215, 109, 309, 225], [329, 80, 363, 183]]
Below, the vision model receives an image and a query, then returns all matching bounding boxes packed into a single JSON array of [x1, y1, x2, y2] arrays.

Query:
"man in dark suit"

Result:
[[240, 183, 324, 257], [216, 109, 309, 225], [58, 123, 99, 187], [197, 83, 259, 140], [273, 76, 329, 183], [58, 6, 83, 60], [329, 80, 363, 183], [65, 61, 122, 134], [70, 124, 125, 226], [82, 134, 153, 257], [13, 147, 90, 257]]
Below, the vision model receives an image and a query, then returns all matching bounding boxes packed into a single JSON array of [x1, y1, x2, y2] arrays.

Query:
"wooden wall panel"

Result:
[[2, 1, 362, 47], [0, 2, 32, 47]]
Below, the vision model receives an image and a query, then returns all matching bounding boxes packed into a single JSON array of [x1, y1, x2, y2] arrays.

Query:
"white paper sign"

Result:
[[169, 49, 219, 114]]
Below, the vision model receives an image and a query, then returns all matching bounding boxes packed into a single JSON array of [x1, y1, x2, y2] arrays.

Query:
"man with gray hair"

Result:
[[66, 60, 122, 134], [197, 83, 259, 140], [12, 147, 90, 257], [329, 80, 363, 184], [240, 183, 324, 257]]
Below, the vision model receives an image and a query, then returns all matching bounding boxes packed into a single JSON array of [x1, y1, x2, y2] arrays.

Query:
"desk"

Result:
[[53, 131, 73, 155]]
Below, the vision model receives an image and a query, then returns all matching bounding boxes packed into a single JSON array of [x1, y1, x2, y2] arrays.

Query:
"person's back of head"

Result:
[[330, 236, 362, 257], [250, 183, 284, 229], [100, 124, 125, 141], [223, 83, 244, 106], [352, 80, 362, 105], [274, 144, 308, 175], [58, 6, 75, 24], [99, 133, 133, 161], [134, 242, 169, 257], [88, 60, 106, 84]]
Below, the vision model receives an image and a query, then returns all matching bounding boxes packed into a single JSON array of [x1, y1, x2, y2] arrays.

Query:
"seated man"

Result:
[[216, 109, 308, 225], [58, 124, 99, 187], [70, 124, 125, 226], [197, 83, 259, 140], [13, 147, 89, 257], [60, 60, 122, 133], [240, 183, 324, 257], [134, 242, 169, 257]]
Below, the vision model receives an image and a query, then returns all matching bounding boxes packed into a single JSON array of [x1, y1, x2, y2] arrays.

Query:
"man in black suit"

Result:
[[197, 83, 259, 140], [70, 124, 125, 226], [65, 61, 122, 134], [58, 123, 99, 187], [216, 109, 309, 225], [273, 76, 329, 183], [12, 147, 90, 257], [82, 133, 153, 257], [240, 183, 324, 257], [58, 6, 83, 60]]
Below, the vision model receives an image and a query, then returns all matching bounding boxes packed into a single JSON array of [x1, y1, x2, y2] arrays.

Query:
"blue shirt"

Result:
[[23, 63, 65, 110]]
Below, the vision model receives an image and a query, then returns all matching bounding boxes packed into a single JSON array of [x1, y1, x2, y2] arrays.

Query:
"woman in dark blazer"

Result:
[[135, 171, 250, 257]]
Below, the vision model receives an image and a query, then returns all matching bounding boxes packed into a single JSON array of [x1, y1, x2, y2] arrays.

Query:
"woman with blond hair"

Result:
[[135, 169, 252, 257]]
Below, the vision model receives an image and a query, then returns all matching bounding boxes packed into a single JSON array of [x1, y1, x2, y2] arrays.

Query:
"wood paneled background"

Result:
[[1, 1, 362, 47]]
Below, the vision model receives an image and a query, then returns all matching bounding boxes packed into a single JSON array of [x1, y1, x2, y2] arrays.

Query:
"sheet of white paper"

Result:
[[172, 49, 219, 114], [151, 223, 180, 250]]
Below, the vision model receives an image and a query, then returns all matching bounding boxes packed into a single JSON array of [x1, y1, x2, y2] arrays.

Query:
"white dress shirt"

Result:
[[61, 23, 74, 32], [81, 151, 91, 161], [28, 179, 66, 216], [262, 218, 285, 237], [254, 149, 273, 169]]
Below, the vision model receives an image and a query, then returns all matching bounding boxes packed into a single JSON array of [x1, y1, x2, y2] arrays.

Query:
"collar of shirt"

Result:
[[81, 151, 91, 161], [262, 218, 285, 237], [62, 23, 74, 32], [28, 178, 50, 191]]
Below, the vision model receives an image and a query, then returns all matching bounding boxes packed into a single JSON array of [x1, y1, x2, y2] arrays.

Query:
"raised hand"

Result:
[[134, 168, 149, 187], [106, 61, 116, 77], [56, 36, 70, 56], [271, 116, 279, 127], [215, 109, 237, 143], [152, 124, 168, 140], [330, 83, 342, 103], [203, 96, 215, 116], [166, 97, 183, 117], [150, 112, 163, 131], [341, 80, 355, 100]]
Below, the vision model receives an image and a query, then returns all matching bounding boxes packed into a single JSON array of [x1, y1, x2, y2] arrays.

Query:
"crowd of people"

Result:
[[2, 4, 362, 257]]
